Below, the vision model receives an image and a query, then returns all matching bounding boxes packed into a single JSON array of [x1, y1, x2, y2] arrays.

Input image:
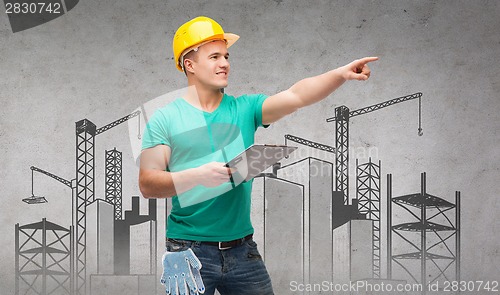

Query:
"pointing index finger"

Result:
[[359, 56, 379, 64]]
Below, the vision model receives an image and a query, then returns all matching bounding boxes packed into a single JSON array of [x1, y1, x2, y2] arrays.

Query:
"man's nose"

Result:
[[220, 58, 230, 68]]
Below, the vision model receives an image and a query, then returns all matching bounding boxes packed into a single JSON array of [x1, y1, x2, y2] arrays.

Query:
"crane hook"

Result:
[[418, 96, 423, 136], [137, 112, 142, 140]]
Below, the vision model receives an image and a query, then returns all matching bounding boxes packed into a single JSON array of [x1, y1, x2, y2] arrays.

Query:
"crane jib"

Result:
[[30, 166, 72, 188], [95, 110, 141, 135], [326, 92, 423, 122]]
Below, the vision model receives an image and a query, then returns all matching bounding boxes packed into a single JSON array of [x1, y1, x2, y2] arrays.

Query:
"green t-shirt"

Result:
[[141, 93, 268, 241]]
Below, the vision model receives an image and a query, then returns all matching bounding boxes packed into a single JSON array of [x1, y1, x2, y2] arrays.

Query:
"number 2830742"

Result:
[[5, 2, 62, 14]]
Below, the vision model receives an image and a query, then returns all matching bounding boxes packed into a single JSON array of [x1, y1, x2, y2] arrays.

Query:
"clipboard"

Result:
[[225, 144, 297, 182]]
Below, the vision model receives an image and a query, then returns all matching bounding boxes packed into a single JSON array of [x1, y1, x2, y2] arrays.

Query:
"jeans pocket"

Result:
[[166, 239, 190, 252], [245, 238, 258, 249], [245, 240, 262, 261]]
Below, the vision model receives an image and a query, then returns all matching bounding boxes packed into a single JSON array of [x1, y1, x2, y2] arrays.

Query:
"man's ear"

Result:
[[184, 59, 195, 74]]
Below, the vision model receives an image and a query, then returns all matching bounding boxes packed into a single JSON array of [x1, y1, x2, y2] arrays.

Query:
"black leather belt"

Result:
[[168, 234, 253, 250], [204, 234, 253, 250]]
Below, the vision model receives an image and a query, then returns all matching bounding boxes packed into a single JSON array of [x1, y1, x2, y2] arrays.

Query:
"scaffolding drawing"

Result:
[[388, 172, 461, 293], [356, 158, 381, 279], [15, 218, 73, 295]]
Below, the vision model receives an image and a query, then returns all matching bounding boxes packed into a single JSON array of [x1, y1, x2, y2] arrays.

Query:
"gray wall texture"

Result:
[[1, 0, 499, 294]]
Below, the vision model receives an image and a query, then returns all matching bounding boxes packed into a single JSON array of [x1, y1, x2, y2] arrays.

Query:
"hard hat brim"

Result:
[[224, 33, 239, 48]]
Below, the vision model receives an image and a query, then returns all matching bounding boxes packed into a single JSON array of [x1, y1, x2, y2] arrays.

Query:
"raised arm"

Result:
[[262, 57, 378, 125]]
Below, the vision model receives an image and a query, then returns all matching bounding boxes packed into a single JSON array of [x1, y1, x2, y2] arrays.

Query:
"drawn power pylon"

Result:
[[326, 92, 423, 204]]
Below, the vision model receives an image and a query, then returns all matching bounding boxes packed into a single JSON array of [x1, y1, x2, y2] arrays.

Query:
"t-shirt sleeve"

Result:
[[245, 93, 269, 129], [141, 109, 171, 150]]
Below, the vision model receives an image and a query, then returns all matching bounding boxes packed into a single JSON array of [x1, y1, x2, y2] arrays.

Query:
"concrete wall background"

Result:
[[1, 0, 499, 293]]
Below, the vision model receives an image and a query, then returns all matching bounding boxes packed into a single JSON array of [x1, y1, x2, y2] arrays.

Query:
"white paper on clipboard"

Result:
[[225, 144, 297, 183]]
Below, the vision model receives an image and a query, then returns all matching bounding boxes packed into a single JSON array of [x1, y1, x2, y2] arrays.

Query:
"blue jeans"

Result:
[[165, 237, 274, 295]]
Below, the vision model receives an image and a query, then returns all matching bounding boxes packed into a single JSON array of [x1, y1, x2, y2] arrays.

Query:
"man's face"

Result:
[[188, 40, 230, 89]]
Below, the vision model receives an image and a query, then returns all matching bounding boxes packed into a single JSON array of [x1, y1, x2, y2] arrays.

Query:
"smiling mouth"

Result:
[[216, 72, 227, 76]]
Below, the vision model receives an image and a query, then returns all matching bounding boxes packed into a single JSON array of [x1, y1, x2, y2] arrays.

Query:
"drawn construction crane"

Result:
[[74, 110, 140, 295], [23, 166, 75, 205], [326, 92, 423, 204]]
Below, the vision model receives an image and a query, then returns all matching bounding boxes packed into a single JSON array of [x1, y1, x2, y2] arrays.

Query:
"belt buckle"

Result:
[[218, 242, 232, 250]]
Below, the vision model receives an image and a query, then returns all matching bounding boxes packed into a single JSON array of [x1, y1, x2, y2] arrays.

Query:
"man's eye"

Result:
[[211, 56, 217, 60]]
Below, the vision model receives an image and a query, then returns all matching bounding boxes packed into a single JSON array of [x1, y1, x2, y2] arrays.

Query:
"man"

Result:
[[139, 16, 377, 295]]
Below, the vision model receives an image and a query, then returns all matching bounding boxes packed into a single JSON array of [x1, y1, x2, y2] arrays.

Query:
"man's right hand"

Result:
[[139, 145, 236, 199], [195, 162, 234, 187]]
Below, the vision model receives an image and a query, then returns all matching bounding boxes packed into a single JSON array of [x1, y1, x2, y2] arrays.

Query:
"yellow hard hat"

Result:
[[173, 16, 239, 72]]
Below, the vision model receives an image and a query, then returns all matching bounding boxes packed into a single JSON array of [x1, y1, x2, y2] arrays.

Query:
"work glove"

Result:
[[160, 248, 205, 295]]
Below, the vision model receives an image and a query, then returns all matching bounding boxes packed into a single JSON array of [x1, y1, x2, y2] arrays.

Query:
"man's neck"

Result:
[[184, 85, 224, 113]]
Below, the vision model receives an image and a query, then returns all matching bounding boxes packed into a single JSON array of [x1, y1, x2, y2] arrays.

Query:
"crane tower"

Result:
[[75, 111, 140, 295], [326, 92, 423, 204]]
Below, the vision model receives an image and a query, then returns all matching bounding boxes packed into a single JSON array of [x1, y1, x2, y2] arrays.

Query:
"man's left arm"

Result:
[[262, 57, 378, 125]]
